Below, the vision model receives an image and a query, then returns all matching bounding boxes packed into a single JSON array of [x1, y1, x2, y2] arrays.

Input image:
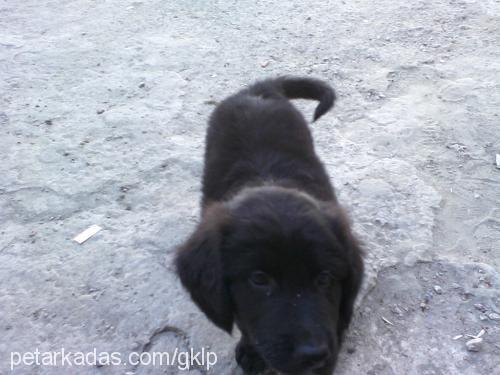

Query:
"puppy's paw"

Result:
[[235, 339, 267, 375]]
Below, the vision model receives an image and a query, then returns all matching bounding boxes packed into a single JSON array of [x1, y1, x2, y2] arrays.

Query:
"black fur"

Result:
[[175, 77, 363, 375]]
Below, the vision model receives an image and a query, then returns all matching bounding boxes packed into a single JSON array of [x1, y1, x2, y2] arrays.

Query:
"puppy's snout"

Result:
[[294, 342, 329, 369]]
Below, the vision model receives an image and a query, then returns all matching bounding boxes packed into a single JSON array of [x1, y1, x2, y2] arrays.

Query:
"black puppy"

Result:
[[175, 77, 363, 374]]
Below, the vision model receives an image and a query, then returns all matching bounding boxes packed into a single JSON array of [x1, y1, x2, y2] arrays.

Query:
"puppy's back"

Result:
[[202, 77, 336, 205]]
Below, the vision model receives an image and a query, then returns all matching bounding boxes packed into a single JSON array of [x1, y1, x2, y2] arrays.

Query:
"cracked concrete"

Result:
[[1, 0, 499, 374]]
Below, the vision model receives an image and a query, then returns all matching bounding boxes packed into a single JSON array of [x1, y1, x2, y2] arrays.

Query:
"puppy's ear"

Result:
[[175, 204, 233, 333], [337, 232, 363, 340], [321, 204, 364, 339]]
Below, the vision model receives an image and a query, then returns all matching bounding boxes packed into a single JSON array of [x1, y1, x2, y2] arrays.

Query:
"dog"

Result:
[[175, 77, 364, 374]]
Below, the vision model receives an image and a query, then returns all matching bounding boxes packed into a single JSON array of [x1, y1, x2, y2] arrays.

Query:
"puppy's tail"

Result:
[[245, 76, 336, 121]]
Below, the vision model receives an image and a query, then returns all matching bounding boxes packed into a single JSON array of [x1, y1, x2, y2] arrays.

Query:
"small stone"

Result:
[[347, 347, 356, 354], [474, 303, 487, 313], [465, 337, 483, 352], [138, 82, 146, 88], [488, 312, 500, 321], [424, 292, 433, 302], [131, 341, 140, 350], [479, 314, 488, 321], [420, 302, 428, 311], [391, 305, 404, 316], [496, 154, 500, 169], [96, 109, 105, 114], [433, 285, 443, 294], [44, 119, 53, 125]]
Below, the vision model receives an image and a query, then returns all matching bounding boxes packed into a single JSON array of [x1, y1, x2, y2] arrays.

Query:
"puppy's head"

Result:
[[176, 187, 363, 374]]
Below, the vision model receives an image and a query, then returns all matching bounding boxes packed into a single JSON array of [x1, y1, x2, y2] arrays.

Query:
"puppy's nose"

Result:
[[294, 343, 329, 368]]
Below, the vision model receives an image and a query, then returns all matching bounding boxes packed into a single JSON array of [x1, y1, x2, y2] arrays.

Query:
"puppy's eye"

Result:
[[316, 271, 333, 288], [249, 271, 272, 288]]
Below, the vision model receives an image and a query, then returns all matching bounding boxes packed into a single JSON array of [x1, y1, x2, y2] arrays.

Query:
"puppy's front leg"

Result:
[[235, 336, 268, 375]]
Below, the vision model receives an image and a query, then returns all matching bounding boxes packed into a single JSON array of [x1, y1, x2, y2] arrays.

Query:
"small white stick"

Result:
[[382, 316, 394, 326], [465, 329, 486, 339], [73, 225, 102, 244]]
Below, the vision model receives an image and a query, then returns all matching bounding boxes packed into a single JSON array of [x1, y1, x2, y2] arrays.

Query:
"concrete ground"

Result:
[[1, 0, 499, 374]]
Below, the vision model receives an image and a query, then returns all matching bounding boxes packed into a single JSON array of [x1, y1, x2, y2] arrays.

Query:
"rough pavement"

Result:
[[1, 0, 499, 374]]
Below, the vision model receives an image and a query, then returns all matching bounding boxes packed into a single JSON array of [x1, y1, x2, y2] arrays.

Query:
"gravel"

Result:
[[1, 0, 499, 374]]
